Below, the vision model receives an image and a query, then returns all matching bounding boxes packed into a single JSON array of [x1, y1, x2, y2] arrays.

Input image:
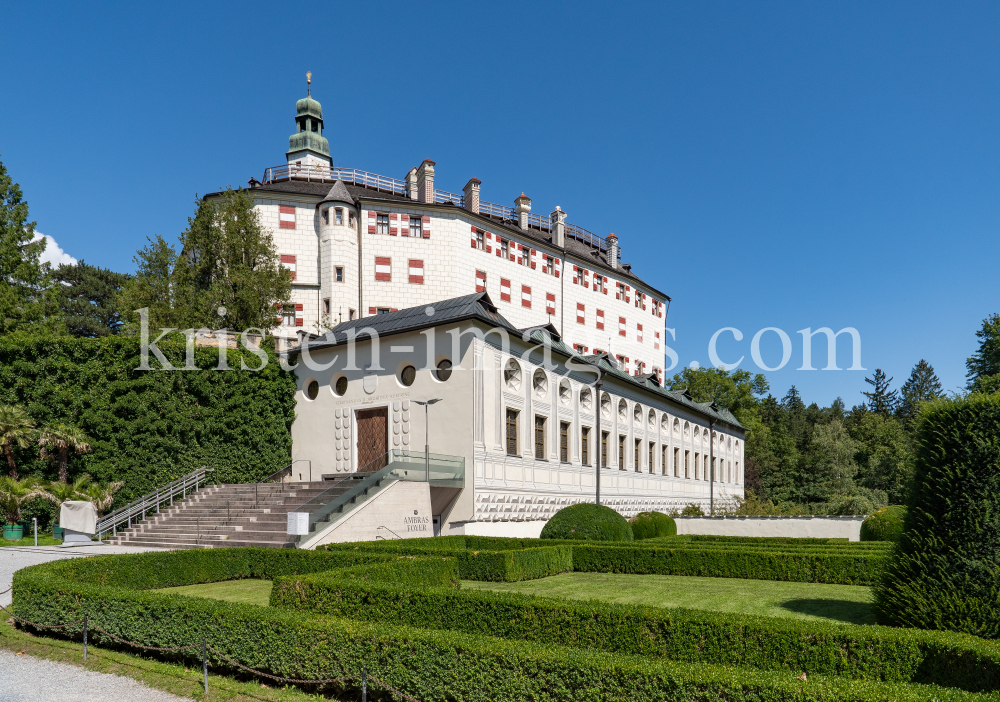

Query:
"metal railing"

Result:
[[96, 467, 214, 539], [525, 212, 550, 230], [433, 189, 464, 206], [293, 450, 464, 543], [479, 200, 515, 220], [262, 165, 408, 195]]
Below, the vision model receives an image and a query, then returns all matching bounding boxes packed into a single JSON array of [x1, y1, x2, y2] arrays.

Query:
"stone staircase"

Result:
[[106, 480, 354, 549]]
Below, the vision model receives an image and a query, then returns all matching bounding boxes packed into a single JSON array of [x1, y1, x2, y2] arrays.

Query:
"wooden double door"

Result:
[[355, 407, 388, 472]]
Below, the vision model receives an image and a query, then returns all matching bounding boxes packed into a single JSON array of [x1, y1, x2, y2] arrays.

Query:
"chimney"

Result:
[[550, 206, 566, 247], [607, 233, 619, 270], [406, 167, 419, 200], [463, 178, 481, 214], [416, 159, 435, 203], [514, 193, 531, 229]]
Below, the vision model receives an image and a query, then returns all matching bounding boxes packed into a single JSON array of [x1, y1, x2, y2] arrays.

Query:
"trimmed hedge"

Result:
[[876, 394, 1000, 638], [270, 572, 1000, 691], [13, 550, 1000, 701], [631, 511, 678, 540], [540, 502, 634, 541], [318, 557, 460, 589], [862, 506, 908, 542], [572, 544, 884, 585]]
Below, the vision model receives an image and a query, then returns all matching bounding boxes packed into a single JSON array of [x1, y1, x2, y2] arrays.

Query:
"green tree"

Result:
[[0, 156, 57, 335], [797, 419, 858, 503], [897, 359, 943, 422], [0, 476, 48, 526], [38, 424, 92, 483], [666, 365, 768, 421], [118, 189, 291, 333], [53, 261, 131, 337], [966, 313, 1000, 391], [862, 369, 898, 416], [0, 404, 35, 479], [850, 412, 913, 504]]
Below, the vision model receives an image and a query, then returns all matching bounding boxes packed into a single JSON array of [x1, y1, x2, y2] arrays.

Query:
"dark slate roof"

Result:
[[291, 292, 740, 430], [237, 179, 666, 298], [319, 180, 353, 206]]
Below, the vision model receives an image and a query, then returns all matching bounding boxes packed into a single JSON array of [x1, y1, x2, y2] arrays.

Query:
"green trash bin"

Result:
[[53, 525, 64, 540], [3, 525, 24, 540]]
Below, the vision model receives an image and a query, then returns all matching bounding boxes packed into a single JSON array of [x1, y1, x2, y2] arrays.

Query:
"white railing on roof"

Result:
[[433, 189, 465, 206], [262, 164, 408, 196], [567, 222, 618, 258], [525, 212, 549, 230], [479, 200, 515, 219]]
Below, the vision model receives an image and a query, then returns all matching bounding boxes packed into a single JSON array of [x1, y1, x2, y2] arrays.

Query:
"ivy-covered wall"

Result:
[[0, 337, 297, 501]]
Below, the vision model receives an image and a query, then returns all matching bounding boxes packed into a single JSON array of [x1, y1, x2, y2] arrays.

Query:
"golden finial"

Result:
[[306, 71, 312, 96]]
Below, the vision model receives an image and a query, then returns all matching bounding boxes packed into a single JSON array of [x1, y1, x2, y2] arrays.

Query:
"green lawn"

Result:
[[155, 578, 273, 606], [463, 573, 875, 625], [0, 534, 63, 547]]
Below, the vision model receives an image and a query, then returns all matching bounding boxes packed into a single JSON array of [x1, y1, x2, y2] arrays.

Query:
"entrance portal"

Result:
[[356, 407, 388, 472]]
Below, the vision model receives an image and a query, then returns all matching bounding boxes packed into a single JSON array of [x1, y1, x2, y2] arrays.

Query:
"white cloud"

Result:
[[32, 232, 78, 268]]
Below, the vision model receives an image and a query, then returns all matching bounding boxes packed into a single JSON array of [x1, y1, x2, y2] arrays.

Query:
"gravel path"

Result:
[[1, 543, 193, 700], [1, 544, 166, 607], [0, 649, 193, 701]]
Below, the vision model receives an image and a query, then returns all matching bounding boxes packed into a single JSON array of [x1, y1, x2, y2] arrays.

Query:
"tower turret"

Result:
[[286, 72, 331, 169]]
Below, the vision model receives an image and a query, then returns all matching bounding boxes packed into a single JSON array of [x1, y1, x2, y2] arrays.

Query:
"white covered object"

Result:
[[59, 501, 97, 534]]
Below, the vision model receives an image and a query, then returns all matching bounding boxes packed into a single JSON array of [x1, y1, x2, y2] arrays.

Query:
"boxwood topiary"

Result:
[[874, 394, 1000, 638], [630, 511, 677, 540], [861, 506, 908, 543], [539, 503, 633, 542]]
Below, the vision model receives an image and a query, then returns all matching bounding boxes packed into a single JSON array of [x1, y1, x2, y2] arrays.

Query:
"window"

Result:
[[400, 365, 416, 387], [409, 216, 422, 237], [684, 450, 690, 479], [601, 431, 609, 468], [704, 455, 709, 481], [321, 209, 329, 226], [649, 442, 655, 474], [349, 308, 356, 320], [375, 256, 391, 281], [535, 417, 546, 460], [349, 211, 355, 227], [475, 230, 484, 250], [305, 380, 319, 400], [581, 427, 591, 466], [282, 305, 296, 326], [616, 282, 626, 299], [435, 359, 453, 382], [674, 447, 680, 477], [594, 276, 604, 294], [335, 208, 343, 225], [500, 239, 509, 258], [560, 422, 570, 463], [634, 438, 642, 472], [333, 376, 348, 396], [335, 266, 344, 282], [377, 213, 389, 234], [506, 410, 519, 456], [543, 255, 554, 275], [322, 298, 331, 314], [574, 343, 588, 354], [504, 359, 522, 389], [616, 354, 625, 370], [408, 259, 424, 284], [618, 435, 626, 470], [376, 307, 391, 315], [662, 445, 668, 476]]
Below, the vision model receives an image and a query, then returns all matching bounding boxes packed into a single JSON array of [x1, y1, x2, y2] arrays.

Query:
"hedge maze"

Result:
[[12, 535, 1000, 701]]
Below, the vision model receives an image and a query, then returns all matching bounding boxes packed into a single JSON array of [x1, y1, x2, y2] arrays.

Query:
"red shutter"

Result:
[[596, 309, 604, 331], [390, 226, 397, 236], [294, 317, 303, 326], [367, 225, 376, 234], [389, 213, 398, 220], [422, 216, 430, 223], [500, 278, 511, 302], [295, 303, 303, 311], [521, 285, 532, 309], [368, 211, 375, 218], [470, 239, 478, 248], [368, 307, 376, 314], [375, 256, 392, 282]]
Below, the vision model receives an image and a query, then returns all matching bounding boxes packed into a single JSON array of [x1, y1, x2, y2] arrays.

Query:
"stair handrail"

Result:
[[96, 466, 215, 538]]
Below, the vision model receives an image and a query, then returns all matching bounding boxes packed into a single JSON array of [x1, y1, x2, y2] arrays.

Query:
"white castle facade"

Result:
[[209, 83, 745, 540]]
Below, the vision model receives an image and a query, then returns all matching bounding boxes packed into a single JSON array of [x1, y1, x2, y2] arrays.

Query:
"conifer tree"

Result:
[[53, 261, 131, 337], [897, 359, 943, 421], [966, 313, 1000, 391], [862, 369, 898, 416]]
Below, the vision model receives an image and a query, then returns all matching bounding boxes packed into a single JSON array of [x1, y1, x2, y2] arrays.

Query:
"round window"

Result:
[[400, 365, 416, 387], [436, 359, 453, 382], [333, 376, 348, 396], [504, 359, 522, 390], [305, 380, 319, 400]]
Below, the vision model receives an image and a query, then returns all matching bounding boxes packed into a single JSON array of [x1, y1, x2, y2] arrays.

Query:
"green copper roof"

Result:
[[287, 93, 330, 160], [296, 96, 323, 120]]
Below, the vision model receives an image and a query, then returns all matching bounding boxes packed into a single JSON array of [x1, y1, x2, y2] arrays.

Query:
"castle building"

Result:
[[214, 81, 671, 381], [208, 80, 744, 541]]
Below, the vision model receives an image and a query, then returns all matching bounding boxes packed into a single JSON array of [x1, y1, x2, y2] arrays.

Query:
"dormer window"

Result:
[[335, 208, 343, 225]]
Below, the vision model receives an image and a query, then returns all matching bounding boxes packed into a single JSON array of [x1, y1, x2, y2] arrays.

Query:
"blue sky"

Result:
[[2, 2, 998, 407]]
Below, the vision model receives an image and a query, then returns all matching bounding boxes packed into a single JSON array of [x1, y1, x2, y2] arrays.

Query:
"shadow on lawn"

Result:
[[778, 598, 877, 625]]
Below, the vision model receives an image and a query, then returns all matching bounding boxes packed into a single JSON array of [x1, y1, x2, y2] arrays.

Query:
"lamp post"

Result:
[[414, 399, 442, 482], [594, 371, 603, 506]]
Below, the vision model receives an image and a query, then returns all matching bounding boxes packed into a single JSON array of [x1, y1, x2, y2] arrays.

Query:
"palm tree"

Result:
[[0, 476, 48, 526], [39, 424, 92, 483], [84, 480, 124, 517], [0, 405, 36, 479], [45, 474, 91, 505]]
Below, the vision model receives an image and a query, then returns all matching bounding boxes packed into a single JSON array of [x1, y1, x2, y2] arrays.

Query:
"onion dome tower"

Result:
[[286, 72, 331, 169]]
